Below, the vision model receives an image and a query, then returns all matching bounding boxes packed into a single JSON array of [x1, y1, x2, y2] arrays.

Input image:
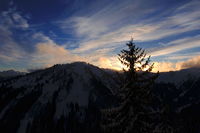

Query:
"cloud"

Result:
[[0, 8, 83, 70], [162, 52, 200, 61], [176, 55, 200, 70], [0, 7, 83, 70], [30, 33, 84, 68], [0, 9, 29, 29], [0, 42, 26, 62], [95, 56, 123, 70], [70, 16, 108, 38], [59, 0, 155, 39], [149, 35, 200, 57], [153, 55, 200, 72], [98, 57, 115, 69], [65, 0, 200, 56], [12, 12, 29, 29], [0, 8, 30, 63], [0, 27, 27, 62], [1, 0, 200, 72], [153, 62, 177, 72], [31, 35, 122, 70], [72, 24, 157, 53], [95, 55, 200, 72]]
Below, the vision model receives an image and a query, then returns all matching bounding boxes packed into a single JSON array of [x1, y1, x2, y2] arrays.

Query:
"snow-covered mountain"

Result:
[[0, 70, 25, 81], [156, 67, 200, 84], [0, 62, 199, 133], [0, 62, 116, 133], [153, 70, 200, 133]]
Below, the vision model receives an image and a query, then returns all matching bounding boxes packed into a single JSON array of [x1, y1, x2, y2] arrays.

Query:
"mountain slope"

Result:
[[156, 68, 200, 84], [0, 63, 199, 133], [0, 62, 116, 133]]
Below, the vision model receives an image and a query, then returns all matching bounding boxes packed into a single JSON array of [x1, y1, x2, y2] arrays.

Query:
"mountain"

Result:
[[153, 69, 200, 133], [0, 70, 26, 81], [0, 62, 116, 133], [156, 67, 200, 84], [0, 62, 199, 133]]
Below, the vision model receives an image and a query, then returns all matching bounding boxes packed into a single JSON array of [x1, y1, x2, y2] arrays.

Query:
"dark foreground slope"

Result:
[[153, 68, 200, 133]]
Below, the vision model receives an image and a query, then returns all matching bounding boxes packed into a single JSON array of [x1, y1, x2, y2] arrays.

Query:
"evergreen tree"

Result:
[[102, 39, 158, 133], [153, 104, 175, 133]]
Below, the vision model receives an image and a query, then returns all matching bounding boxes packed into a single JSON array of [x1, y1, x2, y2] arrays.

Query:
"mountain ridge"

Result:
[[0, 62, 116, 133], [0, 62, 200, 133]]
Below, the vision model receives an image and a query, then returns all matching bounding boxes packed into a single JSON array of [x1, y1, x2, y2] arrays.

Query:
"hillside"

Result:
[[0, 62, 199, 133], [0, 62, 116, 133]]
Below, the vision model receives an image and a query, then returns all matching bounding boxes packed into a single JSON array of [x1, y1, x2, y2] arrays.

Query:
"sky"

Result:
[[0, 0, 200, 72]]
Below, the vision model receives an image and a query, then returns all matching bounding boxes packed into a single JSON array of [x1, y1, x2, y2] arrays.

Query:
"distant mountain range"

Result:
[[1, 65, 200, 85], [0, 62, 199, 133], [156, 67, 200, 84], [0, 70, 26, 81]]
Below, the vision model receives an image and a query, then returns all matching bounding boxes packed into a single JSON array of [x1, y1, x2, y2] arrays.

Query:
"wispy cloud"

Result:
[[59, 0, 156, 39], [149, 35, 200, 57], [60, 0, 200, 58], [1, 0, 200, 72], [162, 52, 200, 61], [0, 8, 83, 70], [0, 9, 28, 62], [0, 8, 29, 29]]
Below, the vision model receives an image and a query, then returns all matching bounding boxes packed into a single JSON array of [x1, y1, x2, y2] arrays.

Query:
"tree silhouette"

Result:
[[102, 39, 158, 133]]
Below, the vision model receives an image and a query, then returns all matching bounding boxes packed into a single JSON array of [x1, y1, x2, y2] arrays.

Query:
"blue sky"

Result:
[[0, 0, 200, 72]]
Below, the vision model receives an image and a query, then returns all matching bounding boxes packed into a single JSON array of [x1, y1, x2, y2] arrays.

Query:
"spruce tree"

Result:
[[102, 39, 158, 133]]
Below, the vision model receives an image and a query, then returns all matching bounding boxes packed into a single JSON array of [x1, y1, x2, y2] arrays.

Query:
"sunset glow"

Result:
[[0, 0, 200, 72]]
